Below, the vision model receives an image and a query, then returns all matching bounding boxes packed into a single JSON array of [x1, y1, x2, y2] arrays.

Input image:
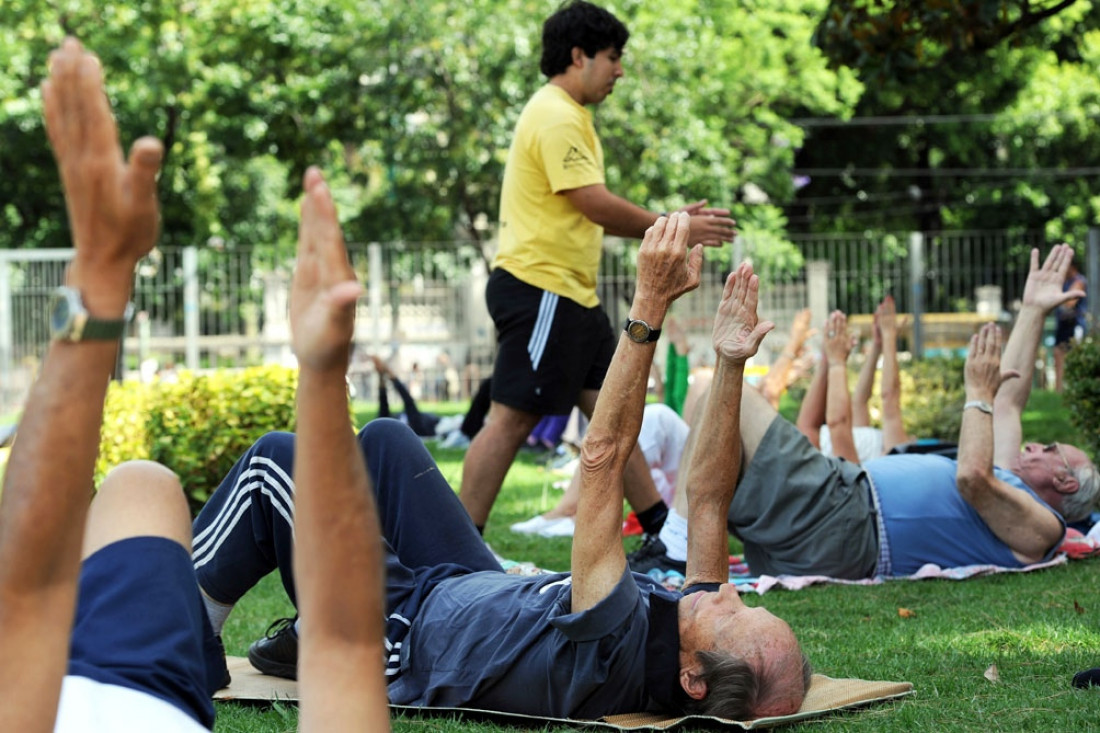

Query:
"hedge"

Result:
[[1065, 334, 1100, 459], [96, 365, 302, 512]]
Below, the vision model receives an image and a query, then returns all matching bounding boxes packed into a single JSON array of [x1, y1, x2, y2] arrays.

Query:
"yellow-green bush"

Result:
[[1065, 335, 1100, 458], [898, 357, 967, 442], [97, 365, 300, 512]]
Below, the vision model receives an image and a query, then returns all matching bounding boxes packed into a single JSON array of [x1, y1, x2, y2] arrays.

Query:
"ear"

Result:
[[1055, 471, 1080, 495], [571, 46, 587, 68], [680, 665, 708, 701]]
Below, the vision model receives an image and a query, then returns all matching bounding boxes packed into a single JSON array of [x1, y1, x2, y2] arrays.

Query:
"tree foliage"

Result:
[[790, 0, 1100, 242], [2, 0, 856, 262], [3, 0, 1095, 267]]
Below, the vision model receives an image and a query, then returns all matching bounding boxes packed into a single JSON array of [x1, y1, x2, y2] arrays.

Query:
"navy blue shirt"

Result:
[[387, 566, 683, 719]]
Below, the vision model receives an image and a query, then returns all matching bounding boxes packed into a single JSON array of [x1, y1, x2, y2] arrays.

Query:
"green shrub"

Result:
[[899, 356, 967, 442], [98, 365, 301, 512], [1064, 334, 1100, 458]]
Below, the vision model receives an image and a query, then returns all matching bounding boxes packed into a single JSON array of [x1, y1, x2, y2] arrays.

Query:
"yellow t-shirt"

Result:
[[494, 84, 606, 308]]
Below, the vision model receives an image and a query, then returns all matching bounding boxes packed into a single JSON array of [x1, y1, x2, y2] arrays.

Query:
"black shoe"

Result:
[[248, 617, 299, 680], [627, 535, 686, 575], [213, 635, 231, 690], [1074, 667, 1100, 688]]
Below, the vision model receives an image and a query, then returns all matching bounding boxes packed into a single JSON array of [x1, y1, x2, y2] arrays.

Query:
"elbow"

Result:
[[579, 432, 627, 477], [955, 469, 993, 504]]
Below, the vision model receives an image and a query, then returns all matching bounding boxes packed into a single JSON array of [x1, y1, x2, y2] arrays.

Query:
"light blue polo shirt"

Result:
[[866, 453, 1065, 575]]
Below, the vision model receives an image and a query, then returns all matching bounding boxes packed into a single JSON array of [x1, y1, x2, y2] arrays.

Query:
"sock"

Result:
[[636, 500, 669, 536], [201, 591, 234, 636], [658, 508, 689, 562]]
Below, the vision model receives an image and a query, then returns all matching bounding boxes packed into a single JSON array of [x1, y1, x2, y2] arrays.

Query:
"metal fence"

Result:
[[2, 229, 1095, 419]]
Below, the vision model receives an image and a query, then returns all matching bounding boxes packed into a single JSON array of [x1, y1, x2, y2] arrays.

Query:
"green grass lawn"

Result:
[[209, 391, 1100, 729]]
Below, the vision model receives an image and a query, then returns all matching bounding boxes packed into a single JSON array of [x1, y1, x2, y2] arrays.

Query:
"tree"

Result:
[[790, 0, 1100, 242]]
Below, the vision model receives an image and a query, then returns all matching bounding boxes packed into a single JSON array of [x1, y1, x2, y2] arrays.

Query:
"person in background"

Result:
[[1053, 258, 1088, 393], [457, 0, 736, 537]]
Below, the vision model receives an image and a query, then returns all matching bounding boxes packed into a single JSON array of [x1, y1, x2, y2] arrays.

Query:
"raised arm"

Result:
[[794, 351, 828, 448], [0, 38, 162, 730], [957, 324, 1063, 563], [822, 311, 859, 464], [993, 245, 1084, 467], [683, 263, 775, 587], [760, 307, 813, 409], [570, 213, 702, 612], [562, 185, 736, 246], [876, 296, 911, 452], [289, 168, 389, 732], [851, 311, 882, 428]]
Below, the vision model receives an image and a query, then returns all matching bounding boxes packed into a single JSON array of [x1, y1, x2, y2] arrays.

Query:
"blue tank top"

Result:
[[866, 454, 1064, 576]]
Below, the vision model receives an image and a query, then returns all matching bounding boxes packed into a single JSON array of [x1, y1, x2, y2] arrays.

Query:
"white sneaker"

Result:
[[537, 517, 575, 538], [510, 514, 559, 534], [439, 430, 470, 449]]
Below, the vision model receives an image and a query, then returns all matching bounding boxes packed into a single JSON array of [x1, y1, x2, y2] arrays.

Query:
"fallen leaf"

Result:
[[1075, 600, 1086, 615], [898, 607, 916, 618], [984, 664, 1000, 683]]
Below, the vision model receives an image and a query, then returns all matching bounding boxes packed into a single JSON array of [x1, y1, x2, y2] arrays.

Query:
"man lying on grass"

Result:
[[191, 214, 811, 720], [0, 38, 389, 732], [631, 245, 1099, 581]]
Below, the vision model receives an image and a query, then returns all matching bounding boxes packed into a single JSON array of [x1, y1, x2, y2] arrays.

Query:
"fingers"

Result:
[[125, 137, 164, 203], [669, 210, 691, 250], [685, 243, 704, 287], [43, 39, 85, 159], [643, 214, 668, 248], [76, 52, 120, 165]]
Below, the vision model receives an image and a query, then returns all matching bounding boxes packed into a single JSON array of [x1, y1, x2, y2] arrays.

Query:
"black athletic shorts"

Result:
[[486, 268, 614, 414]]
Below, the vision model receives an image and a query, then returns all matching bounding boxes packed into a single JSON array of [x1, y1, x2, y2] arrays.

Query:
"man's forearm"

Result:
[[684, 359, 744, 586], [293, 369, 382, 642], [995, 306, 1042, 413], [0, 341, 117, 593], [564, 184, 656, 238]]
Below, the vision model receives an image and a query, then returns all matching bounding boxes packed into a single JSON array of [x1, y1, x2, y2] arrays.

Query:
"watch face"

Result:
[[627, 320, 650, 342], [50, 290, 74, 336]]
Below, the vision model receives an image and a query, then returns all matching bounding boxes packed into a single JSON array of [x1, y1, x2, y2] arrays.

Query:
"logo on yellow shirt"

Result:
[[562, 146, 591, 170]]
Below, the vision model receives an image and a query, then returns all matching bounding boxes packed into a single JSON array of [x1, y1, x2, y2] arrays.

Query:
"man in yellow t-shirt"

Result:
[[459, 0, 737, 533]]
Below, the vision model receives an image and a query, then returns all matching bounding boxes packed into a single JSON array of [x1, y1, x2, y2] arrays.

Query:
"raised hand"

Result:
[[676, 199, 737, 247], [712, 262, 775, 363], [964, 323, 1019, 402], [634, 212, 703, 308], [1022, 244, 1085, 314], [42, 37, 163, 311], [289, 167, 365, 373], [789, 307, 814, 351], [822, 310, 851, 365]]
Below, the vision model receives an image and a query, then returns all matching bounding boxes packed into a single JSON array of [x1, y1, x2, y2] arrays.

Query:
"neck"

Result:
[[549, 74, 585, 105]]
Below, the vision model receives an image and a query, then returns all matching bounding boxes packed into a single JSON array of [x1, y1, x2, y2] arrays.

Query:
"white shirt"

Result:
[[55, 675, 210, 732], [819, 425, 885, 464]]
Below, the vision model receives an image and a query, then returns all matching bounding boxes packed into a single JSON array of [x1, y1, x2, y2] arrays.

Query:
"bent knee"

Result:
[[86, 461, 191, 557]]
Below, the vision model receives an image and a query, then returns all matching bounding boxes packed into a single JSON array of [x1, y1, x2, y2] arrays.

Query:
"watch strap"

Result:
[[963, 400, 994, 415]]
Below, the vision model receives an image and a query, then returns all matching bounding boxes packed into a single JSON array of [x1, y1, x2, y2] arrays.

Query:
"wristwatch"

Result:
[[623, 318, 661, 344], [49, 286, 134, 342], [963, 400, 994, 415]]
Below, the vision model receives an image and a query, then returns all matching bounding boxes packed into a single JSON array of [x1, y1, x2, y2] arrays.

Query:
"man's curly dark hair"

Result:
[[540, 1, 629, 78]]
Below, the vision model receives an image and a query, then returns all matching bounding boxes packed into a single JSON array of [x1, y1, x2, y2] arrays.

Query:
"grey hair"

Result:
[[1061, 458, 1100, 523], [681, 650, 813, 720]]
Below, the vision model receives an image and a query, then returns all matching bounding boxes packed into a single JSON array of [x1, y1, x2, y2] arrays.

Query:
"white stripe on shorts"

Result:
[[192, 456, 296, 569], [527, 291, 558, 371]]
